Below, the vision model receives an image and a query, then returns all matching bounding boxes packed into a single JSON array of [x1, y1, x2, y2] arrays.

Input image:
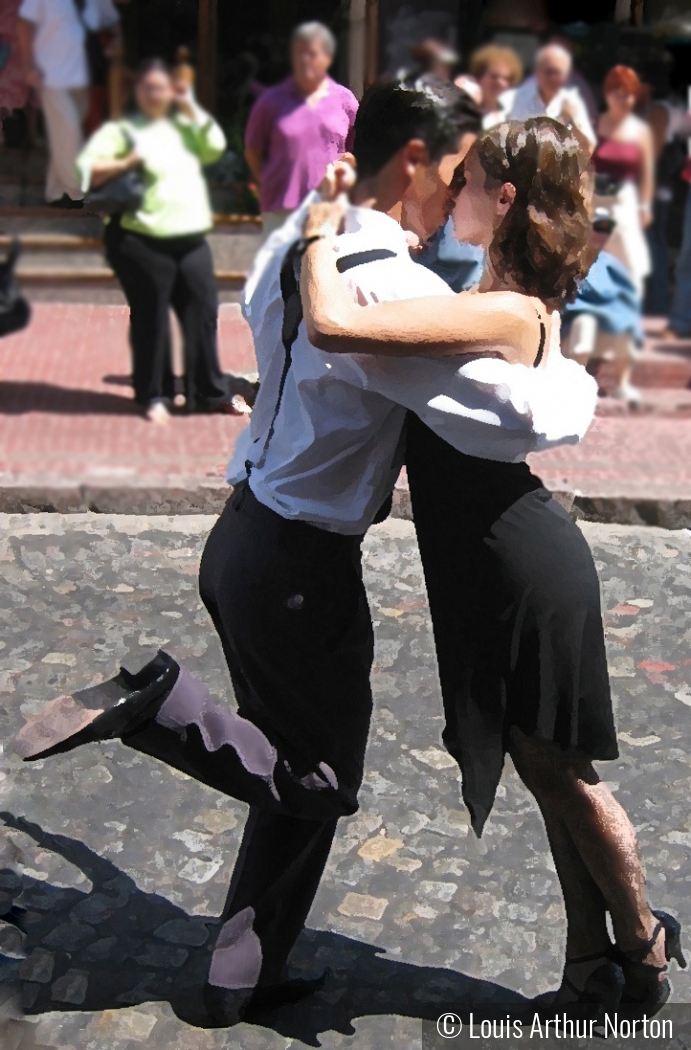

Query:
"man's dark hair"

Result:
[[415, 74, 483, 138], [352, 79, 475, 179]]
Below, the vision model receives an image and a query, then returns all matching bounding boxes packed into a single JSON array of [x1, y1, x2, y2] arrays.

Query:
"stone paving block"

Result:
[[134, 944, 189, 969], [85, 1008, 158, 1043], [69, 893, 123, 924], [18, 949, 55, 984], [153, 918, 210, 946], [42, 922, 96, 952], [81, 936, 117, 962], [0, 920, 26, 959], [337, 893, 389, 921], [50, 970, 88, 1005]]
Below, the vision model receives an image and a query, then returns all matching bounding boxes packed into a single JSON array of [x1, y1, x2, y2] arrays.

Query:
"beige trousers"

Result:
[[564, 313, 635, 364], [260, 209, 291, 242], [592, 182, 651, 300], [39, 86, 89, 203]]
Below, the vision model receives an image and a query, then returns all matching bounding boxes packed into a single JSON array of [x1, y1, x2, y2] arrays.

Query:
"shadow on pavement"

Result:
[[0, 382, 138, 416], [0, 812, 529, 1045]]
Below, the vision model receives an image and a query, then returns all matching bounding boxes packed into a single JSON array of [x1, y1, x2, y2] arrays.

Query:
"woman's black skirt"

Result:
[[405, 412, 619, 837]]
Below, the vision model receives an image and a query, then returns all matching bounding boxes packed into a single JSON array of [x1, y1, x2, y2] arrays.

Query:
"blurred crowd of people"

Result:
[[239, 24, 691, 403], [2, 8, 691, 411], [4, 0, 124, 208]]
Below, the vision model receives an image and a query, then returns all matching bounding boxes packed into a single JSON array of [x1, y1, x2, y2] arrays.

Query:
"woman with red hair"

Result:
[[589, 65, 655, 400]]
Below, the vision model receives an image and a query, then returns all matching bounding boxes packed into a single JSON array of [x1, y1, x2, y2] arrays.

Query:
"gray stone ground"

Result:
[[0, 514, 690, 1050]]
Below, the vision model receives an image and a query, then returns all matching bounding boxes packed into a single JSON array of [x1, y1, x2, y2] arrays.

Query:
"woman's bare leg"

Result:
[[509, 728, 666, 981], [539, 806, 610, 957], [608, 334, 640, 401]]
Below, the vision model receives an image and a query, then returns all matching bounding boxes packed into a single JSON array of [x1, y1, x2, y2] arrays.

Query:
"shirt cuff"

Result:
[[183, 99, 212, 127], [76, 158, 93, 196]]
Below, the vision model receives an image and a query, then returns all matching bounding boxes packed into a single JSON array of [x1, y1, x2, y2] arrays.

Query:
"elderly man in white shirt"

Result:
[[17, 0, 121, 207], [508, 43, 596, 148]]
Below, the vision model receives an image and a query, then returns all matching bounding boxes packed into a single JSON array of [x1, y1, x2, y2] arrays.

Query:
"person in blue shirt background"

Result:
[[403, 79, 485, 292], [562, 207, 644, 403]]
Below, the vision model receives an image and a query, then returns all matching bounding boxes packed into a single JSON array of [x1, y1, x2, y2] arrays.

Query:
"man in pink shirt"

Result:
[[244, 21, 358, 238]]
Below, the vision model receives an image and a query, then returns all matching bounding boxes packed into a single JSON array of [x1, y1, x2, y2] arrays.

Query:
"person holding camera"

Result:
[[77, 59, 237, 423], [591, 66, 655, 301]]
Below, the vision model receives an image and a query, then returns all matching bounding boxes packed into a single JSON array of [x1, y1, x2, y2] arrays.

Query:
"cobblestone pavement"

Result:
[[0, 514, 690, 1050]]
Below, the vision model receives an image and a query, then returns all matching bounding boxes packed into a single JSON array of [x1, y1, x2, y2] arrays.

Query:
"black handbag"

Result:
[[0, 240, 31, 339], [87, 167, 146, 216], [86, 125, 146, 216]]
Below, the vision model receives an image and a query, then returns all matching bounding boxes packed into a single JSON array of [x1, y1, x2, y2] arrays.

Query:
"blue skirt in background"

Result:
[[562, 250, 644, 347]]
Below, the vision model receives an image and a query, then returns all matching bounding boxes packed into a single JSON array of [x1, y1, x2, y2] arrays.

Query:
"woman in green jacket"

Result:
[[77, 59, 234, 422]]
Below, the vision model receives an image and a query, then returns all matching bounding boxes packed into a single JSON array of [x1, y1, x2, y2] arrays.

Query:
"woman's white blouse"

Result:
[[359, 312, 598, 463]]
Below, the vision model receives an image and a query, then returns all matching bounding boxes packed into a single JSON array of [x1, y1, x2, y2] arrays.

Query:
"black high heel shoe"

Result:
[[559, 950, 626, 1016], [611, 910, 687, 1016]]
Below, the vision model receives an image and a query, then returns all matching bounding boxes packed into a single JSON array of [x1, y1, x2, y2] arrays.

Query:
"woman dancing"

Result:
[[299, 116, 684, 1015]]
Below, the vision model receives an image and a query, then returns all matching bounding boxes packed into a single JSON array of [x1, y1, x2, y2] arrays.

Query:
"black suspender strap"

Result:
[[336, 248, 397, 273], [244, 238, 305, 480], [244, 240, 399, 484], [533, 306, 546, 368]]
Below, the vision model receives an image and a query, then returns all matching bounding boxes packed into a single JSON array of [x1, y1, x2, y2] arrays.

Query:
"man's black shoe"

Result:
[[240, 972, 328, 1021], [17, 650, 179, 762], [172, 973, 327, 1029], [47, 194, 85, 210]]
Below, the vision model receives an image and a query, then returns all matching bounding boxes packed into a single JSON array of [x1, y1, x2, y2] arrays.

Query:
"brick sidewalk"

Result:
[[0, 303, 252, 483], [2, 303, 691, 521]]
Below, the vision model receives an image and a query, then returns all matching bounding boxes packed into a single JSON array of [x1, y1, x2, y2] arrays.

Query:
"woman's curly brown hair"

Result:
[[454, 117, 595, 309]]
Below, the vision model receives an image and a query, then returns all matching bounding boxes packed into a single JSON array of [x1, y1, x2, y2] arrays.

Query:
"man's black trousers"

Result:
[[123, 481, 374, 987]]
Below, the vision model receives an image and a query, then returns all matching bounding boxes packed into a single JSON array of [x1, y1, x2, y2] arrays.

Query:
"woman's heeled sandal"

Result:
[[559, 950, 625, 1015], [611, 910, 686, 1016]]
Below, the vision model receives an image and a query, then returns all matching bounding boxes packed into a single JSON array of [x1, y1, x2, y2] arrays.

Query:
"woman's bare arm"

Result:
[[244, 145, 264, 187], [300, 233, 540, 363], [638, 123, 655, 226]]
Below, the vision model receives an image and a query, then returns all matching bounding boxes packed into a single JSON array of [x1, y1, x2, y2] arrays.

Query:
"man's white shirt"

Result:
[[507, 76, 596, 146], [229, 195, 597, 535], [19, 0, 120, 90]]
